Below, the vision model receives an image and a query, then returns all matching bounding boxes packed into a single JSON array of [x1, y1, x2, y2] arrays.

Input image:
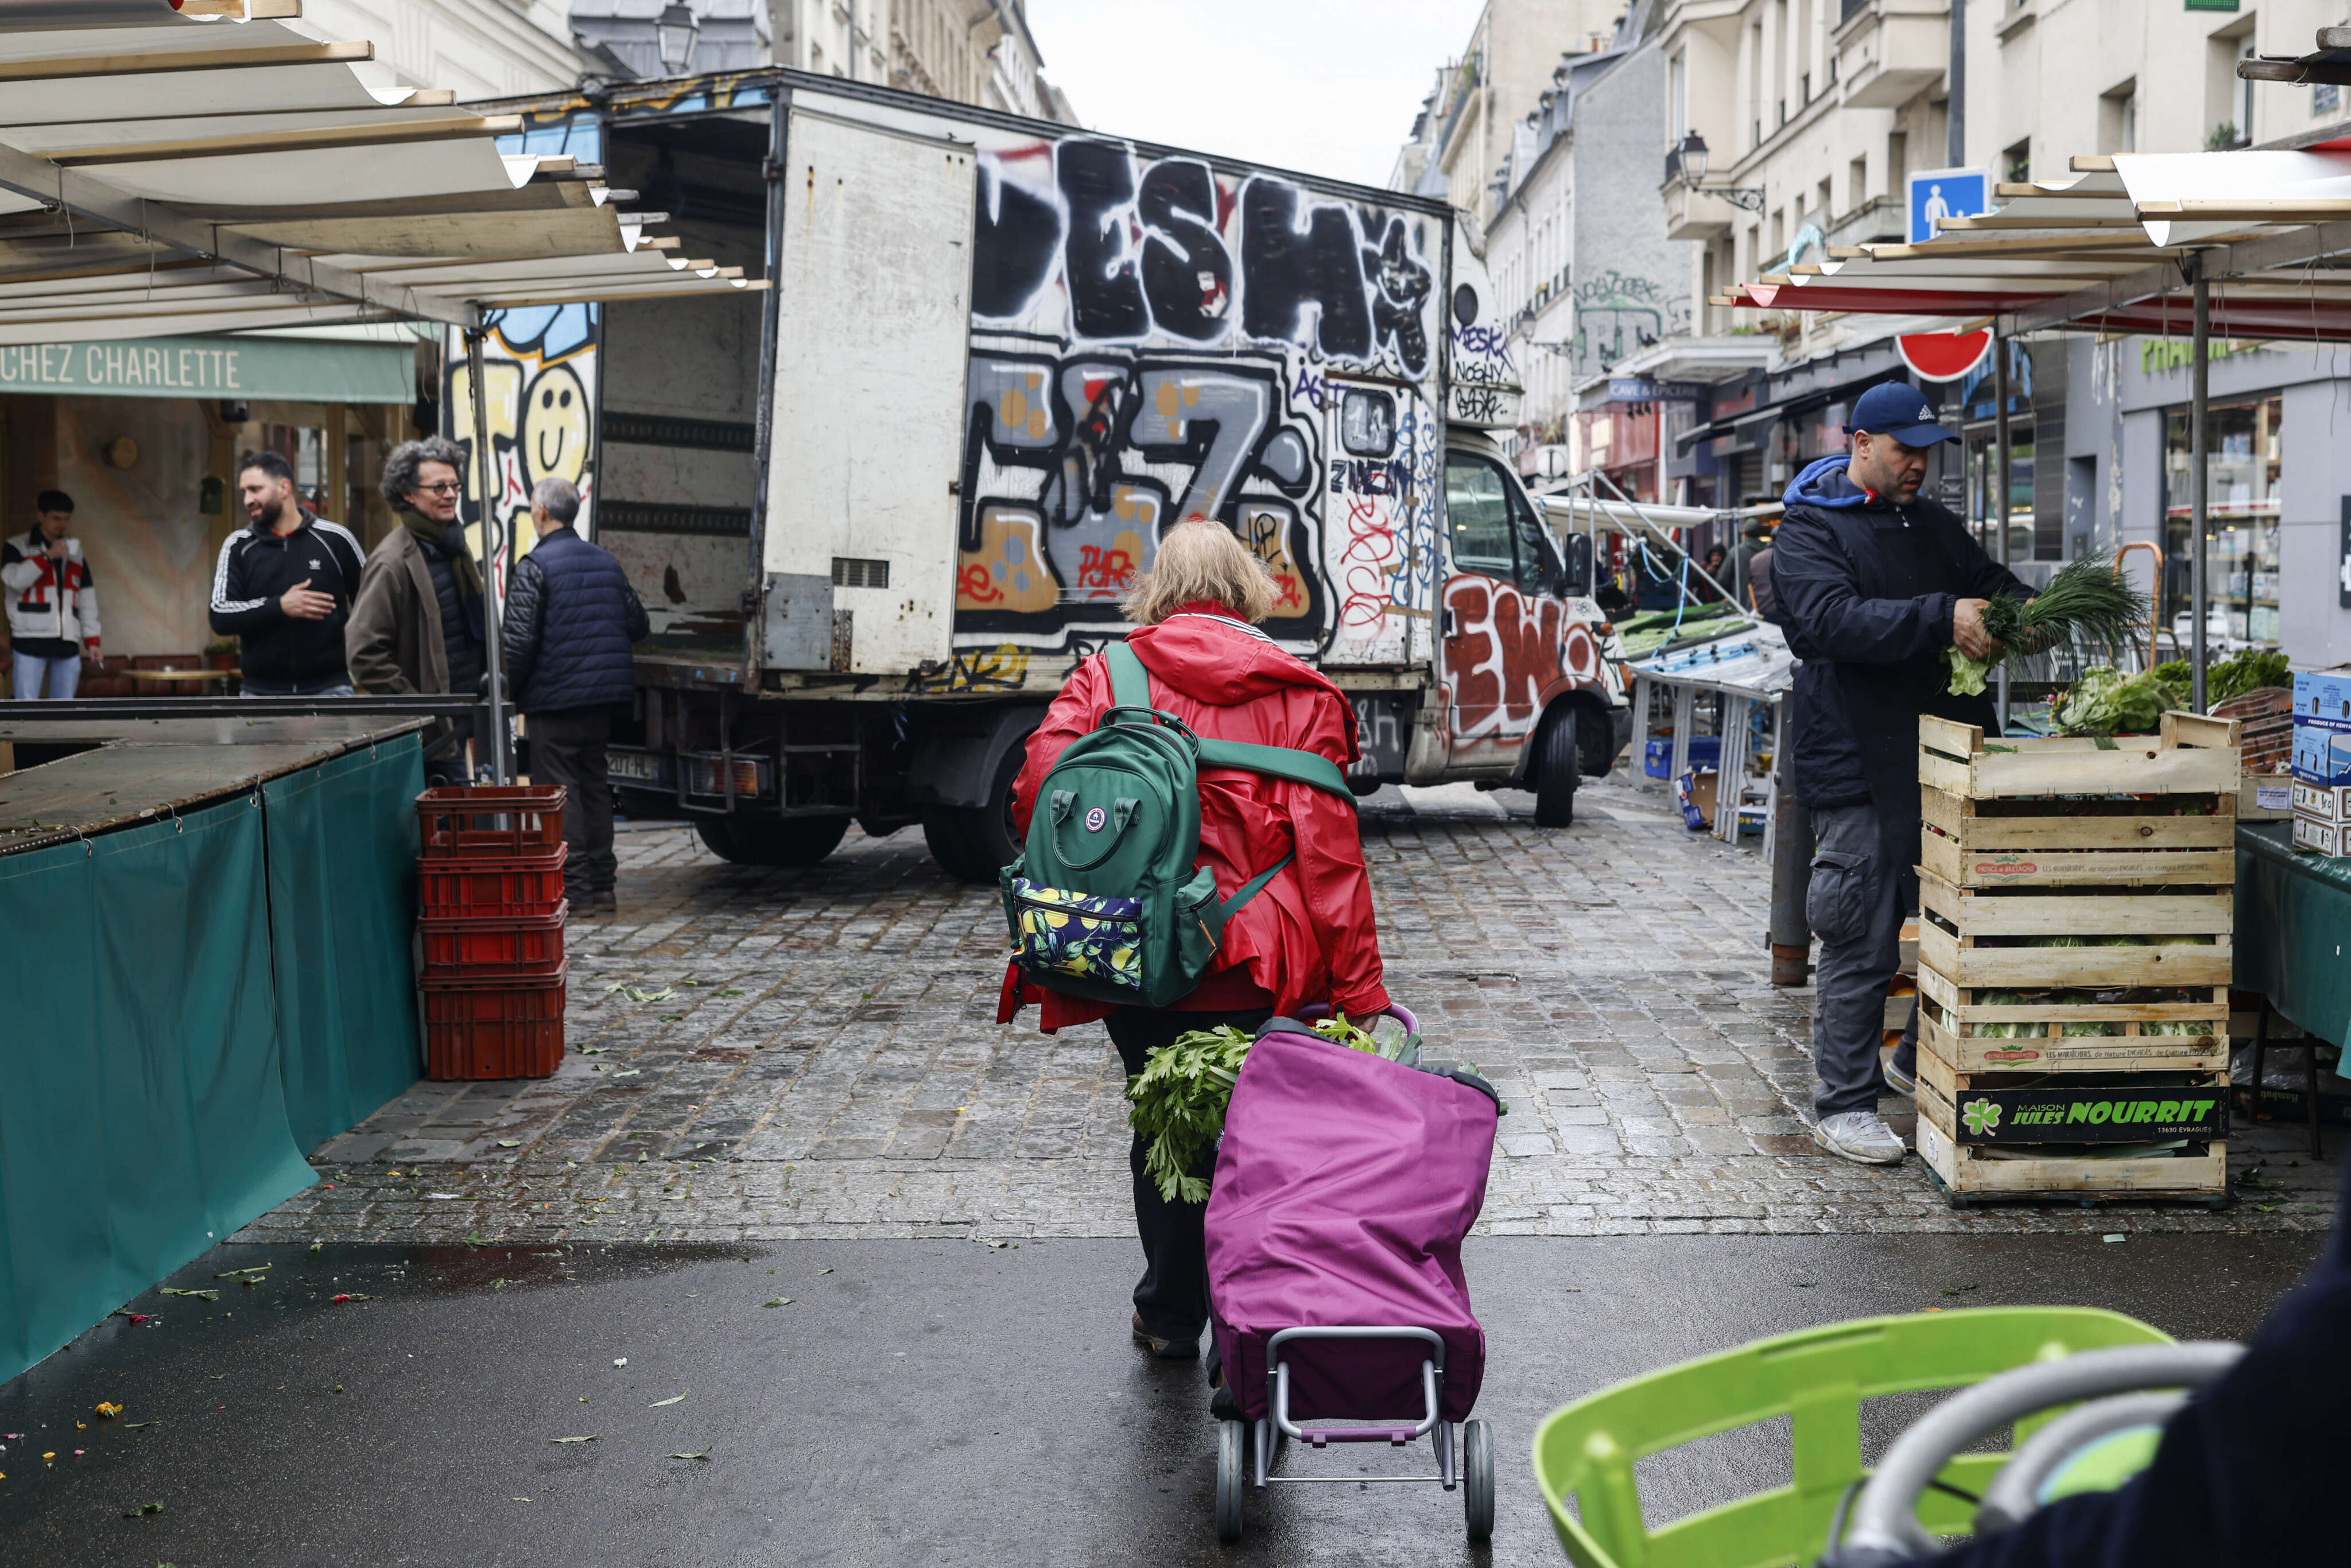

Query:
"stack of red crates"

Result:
[[415, 785, 570, 1080]]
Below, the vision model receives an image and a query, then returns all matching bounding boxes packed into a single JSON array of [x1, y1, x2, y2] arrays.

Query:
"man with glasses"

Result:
[[349, 437, 486, 783]]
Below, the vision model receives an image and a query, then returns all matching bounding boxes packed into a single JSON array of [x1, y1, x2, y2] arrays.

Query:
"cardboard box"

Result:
[[2293, 723, 2351, 786], [2244, 778, 2295, 819], [2294, 782, 2351, 822], [2292, 814, 2348, 856], [2292, 669, 2351, 729]]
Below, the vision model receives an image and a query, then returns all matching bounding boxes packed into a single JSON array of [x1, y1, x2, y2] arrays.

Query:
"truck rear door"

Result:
[[1320, 377, 1438, 666], [762, 110, 976, 674]]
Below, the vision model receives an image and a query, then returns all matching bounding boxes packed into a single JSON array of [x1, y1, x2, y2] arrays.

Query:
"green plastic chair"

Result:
[[1532, 1307, 2172, 1568]]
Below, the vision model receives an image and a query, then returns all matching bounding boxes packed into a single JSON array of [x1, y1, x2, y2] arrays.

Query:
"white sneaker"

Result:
[[1813, 1110, 1907, 1166], [1881, 1056, 1917, 1098]]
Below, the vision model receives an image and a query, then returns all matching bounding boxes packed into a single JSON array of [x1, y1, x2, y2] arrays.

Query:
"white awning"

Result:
[[0, 0, 762, 344]]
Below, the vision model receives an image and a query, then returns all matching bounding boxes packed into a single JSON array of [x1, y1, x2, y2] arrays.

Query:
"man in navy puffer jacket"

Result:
[[502, 477, 650, 915]]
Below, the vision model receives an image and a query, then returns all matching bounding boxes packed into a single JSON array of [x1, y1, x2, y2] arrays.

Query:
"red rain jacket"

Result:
[[996, 603, 1391, 1034]]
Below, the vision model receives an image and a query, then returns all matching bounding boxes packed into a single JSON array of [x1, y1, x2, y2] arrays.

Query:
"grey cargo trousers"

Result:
[[1806, 803, 1917, 1119]]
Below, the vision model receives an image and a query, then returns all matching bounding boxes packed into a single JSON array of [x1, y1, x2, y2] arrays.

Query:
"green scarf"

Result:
[[404, 512, 483, 600]]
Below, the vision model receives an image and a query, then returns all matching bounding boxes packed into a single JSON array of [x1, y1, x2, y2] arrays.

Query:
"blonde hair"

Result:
[[1122, 519, 1278, 624]]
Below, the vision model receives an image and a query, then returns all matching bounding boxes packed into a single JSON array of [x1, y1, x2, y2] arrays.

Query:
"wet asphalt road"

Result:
[[0, 1232, 2326, 1568]]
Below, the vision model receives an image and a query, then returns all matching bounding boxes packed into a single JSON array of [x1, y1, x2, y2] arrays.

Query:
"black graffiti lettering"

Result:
[[1364, 217, 1432, 377], [1239, 176, 1371, 362], [1137, 158, 1233, 343], [1058, 139, 1151, 340], [973, 162, 1063, 320]]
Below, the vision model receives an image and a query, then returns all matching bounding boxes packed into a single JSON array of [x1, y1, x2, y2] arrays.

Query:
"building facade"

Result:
[[767, 0, 1073, 121], [1638, 0, 2351, 661]]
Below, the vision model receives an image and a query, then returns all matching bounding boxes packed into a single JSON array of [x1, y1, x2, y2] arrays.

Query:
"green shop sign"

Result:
[[0, 334, 413, 403], [1955, 1087, 2227, 1145]]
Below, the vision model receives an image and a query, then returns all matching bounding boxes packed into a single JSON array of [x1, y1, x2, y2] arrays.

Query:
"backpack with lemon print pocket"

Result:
[[1000, 640, 1357, 1008]]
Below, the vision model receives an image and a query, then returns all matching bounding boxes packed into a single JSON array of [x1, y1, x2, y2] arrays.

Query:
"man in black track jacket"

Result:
[[209, 450, 366, 696], [1770, 382, 2031, 1168]]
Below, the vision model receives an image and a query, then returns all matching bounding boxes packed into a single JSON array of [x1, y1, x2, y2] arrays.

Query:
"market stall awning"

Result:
[[0, 0, 763, 344], [1713, 147, 2351, 341]]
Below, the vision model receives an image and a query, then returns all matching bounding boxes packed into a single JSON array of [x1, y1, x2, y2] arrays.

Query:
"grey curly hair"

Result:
[[380, 436, 469, 513]]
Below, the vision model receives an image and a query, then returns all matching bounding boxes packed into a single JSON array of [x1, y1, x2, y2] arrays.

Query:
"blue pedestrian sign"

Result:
[[1908, 167, 1990, 244]]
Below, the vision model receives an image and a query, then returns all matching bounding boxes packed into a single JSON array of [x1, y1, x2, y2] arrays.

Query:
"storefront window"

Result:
[[1963, 427, 2034, 561], [260, 422, 328, 509], [2162, 396, 2281, 646]]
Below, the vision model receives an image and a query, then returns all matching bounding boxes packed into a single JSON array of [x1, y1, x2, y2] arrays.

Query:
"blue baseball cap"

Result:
[[1846, 381, 1958, 445]]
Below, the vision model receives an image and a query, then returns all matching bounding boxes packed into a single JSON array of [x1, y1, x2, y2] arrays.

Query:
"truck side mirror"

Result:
[[1559, 533, 1594, 599]]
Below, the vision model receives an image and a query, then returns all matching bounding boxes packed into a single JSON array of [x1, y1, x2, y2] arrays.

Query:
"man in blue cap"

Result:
[[1770, 381, 2031, 1166]]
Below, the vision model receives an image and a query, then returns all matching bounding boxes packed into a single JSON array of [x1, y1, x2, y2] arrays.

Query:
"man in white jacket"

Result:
[[2, 490, 100, 698]]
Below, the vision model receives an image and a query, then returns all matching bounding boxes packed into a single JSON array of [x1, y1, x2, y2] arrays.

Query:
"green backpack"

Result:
[[1000, 639, 1357, 1009]]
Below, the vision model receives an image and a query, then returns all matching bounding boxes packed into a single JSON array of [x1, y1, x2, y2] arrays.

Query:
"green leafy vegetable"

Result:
[[1946, 559, 2150, 695], [2052, 665, 2189, 736]]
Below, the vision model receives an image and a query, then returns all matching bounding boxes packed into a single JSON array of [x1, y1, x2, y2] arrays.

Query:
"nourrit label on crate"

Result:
[[1947, 1085, 2226, 1145]]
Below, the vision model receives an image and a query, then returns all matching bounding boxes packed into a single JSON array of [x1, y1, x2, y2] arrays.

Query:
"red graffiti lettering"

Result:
[[1339, 491, 1402, 631], [1442, 576, 1597, 739], [957, 562, 1006, 604], [1076, 545, 1138, 590]]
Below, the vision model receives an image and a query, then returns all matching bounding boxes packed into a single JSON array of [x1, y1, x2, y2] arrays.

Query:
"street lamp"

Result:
[[1676, 131, 1767, 213], [655, 2, 700, 74]]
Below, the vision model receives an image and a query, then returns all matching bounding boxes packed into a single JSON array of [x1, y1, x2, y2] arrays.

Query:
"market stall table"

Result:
[[0, 715, 429, 1381], [2234, 821, 2351, 1155]]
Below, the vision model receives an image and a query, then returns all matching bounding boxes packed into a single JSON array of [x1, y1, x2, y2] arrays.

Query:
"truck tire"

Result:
[[922, 738, 1026, 884], [693, 814, 849, 867], [1533, 707, 1578, 828]]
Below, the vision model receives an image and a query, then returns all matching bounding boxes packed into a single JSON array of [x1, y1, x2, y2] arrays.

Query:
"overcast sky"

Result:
[[1023, 0, 1488, 188]]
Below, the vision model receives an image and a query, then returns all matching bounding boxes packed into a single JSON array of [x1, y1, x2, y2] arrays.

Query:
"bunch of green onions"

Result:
[[1945, 558, 2150, 696]]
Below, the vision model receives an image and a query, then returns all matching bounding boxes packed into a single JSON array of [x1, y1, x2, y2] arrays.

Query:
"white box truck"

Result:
[[483, 71, 1628, 879]]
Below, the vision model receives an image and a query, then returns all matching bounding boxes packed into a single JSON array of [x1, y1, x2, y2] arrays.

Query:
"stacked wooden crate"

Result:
[[1911, 712, 2241, 1206]]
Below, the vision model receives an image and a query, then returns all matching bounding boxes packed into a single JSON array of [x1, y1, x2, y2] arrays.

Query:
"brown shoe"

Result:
[[1132, 1309, 1198, 1360], [592, 890, 618, 914]]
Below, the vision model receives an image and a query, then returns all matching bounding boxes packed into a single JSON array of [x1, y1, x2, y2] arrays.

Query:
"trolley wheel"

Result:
[[1462, 1419, 1495, 1543], [1215, 1419, 1247, 1542]]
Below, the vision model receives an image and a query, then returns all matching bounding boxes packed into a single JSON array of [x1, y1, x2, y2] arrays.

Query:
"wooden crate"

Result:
[[1915, 872, 2234, 989], [1916, 1116, 2229, 1205], [1915, 966, 2229, 1074], [1918, 711, 2241, 803]]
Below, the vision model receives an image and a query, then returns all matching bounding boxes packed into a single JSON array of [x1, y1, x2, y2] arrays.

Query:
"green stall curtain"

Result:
[[0, 732, 428, 1381], [263, 737, 424, 1151], [0, 797, 316, 1380], [2235, 821, 2351, 1049]]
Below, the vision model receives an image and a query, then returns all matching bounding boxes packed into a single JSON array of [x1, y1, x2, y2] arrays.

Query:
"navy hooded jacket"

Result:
[[1770, 456, 2029, 818], [500, 525, 649, 714]]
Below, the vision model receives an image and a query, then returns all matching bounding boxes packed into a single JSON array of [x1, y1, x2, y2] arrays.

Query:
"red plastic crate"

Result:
[[421, 964, 568, 1080], [418, 905, 568, 977], [417, 785, 567, 859], [416, 847, 568, 919]]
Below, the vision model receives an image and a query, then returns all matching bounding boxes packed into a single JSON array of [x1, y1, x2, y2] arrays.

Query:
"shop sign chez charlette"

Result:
[[0, 334, 412, 403], [1954, 1088, 2228, 1145]]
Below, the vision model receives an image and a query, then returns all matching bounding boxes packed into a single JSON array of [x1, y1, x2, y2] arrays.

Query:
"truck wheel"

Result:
[[1533, 707, 1579, 828], [922, 738, 1026, 884], [693, 815, 849, 867]]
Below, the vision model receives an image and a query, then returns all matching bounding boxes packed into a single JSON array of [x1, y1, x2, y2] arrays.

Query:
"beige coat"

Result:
[[347, 524, 448, 697]]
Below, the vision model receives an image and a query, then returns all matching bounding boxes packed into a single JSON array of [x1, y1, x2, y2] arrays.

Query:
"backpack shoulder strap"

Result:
[[1104, 638, 1150, 711], [1196, 737, 1356, 803]]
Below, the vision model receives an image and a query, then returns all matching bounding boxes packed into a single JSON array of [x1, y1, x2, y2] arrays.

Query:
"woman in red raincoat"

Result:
[[998, 518, 1390, 1363]]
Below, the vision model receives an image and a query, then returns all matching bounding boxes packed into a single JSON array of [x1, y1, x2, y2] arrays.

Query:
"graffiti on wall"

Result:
[[955, 135, 1445, 659], [1570, 270, 1687, 379], [443, 304, 599, 591]]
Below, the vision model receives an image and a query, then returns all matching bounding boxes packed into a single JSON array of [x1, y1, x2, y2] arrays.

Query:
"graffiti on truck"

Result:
[[955, 135, 1445, 659], [1441, 576, 1603, 741], [443, 304, 599, 597]]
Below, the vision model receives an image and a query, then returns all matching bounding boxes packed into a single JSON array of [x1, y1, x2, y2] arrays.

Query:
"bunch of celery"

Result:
[[1944, 558, 2150, 696]]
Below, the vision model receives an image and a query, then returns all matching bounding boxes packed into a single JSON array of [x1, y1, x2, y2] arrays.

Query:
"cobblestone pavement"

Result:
[[245, 780, 2340, 1247]]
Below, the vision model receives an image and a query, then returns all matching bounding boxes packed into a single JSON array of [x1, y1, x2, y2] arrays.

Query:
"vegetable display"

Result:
[[1943, 558, 2151, 696], [1125, 1014, 1435, 1204], [1615, 601, 1746, 659], [2050, 665, 2189, 736], [2152, 649, 2291, 707]]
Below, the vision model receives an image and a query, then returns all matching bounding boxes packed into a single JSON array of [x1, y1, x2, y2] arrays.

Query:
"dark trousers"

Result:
[[1806, 802, 1917, 1119], [1105, 1006, 1272, 1342], [530, 707, 615, 902]]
